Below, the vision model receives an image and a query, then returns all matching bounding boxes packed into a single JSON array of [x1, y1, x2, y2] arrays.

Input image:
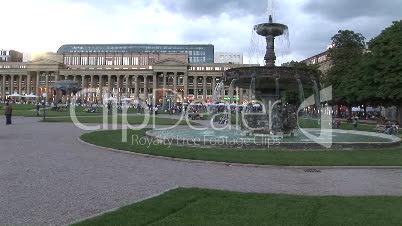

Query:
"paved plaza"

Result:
[[0, 117, 401, 225]]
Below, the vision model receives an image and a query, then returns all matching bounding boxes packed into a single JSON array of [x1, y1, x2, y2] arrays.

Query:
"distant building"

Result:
[[0, 50, 23, 62], [1, 44, 257, 103], [301, 51, 331, 74], [214, 52, 243, 64], [57, 44, 214, 64]]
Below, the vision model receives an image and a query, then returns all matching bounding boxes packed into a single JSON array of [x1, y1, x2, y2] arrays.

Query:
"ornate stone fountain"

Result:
[[146, 14, 401, 149], [224, 15, 320, 135]]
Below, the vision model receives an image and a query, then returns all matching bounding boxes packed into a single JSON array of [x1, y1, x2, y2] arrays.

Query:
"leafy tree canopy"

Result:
[[324, 30, 366, 106]]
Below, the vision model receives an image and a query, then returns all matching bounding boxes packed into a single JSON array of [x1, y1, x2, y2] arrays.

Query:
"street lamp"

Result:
[[42, 93, 47, 120]]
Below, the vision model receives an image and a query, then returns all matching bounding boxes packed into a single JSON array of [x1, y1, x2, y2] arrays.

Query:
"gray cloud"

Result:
[[302, 0, 402, 22], [67, 0, 401, 62], [158, 0, 267, 18]]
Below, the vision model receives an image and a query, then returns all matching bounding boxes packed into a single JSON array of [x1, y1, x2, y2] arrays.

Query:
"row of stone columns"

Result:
[[0, 74, 36, 96], [0, 72, 58, 101], [1, 73, 241, 103], [64, 74, 218, 100]]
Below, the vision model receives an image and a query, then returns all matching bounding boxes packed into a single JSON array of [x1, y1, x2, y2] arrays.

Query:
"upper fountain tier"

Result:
[[254, 15, 288, 37], [223, 14, 318, 88]]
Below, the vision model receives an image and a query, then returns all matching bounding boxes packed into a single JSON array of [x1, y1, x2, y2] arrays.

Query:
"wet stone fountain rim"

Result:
[[145, 129, 402, 150]]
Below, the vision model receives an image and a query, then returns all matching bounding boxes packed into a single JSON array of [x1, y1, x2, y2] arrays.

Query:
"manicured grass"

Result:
[[299, 118, 377, 132], [44, 116, 195, 126], [0, 104, 37, 111], [80, 130, 402, 166], [72, 188, 402, 226], [0, 104, 104, 117]]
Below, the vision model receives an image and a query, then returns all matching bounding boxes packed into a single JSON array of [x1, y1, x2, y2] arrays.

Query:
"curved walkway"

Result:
[[0, 117, 401, 225]]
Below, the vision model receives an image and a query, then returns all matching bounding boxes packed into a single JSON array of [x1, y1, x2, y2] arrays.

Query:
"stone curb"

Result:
[[77, 137, 402, 170], [65, 186, 179, 226]]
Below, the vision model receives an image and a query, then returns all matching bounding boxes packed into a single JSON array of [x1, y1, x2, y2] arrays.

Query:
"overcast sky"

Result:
[[1, 0, 401, 63]]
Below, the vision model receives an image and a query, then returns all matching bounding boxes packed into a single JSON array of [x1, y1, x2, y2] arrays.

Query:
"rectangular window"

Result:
[[123, 57, 130, 65], [72, 57, 79, 65], [178, 77, 184, 86], [158, 76, 164, 85], [207, 89, 212, 95], [97, 57, 104, 65], [114, 57, 122, 65], [81, 57, 88, 65], [149, 57, 156, 65], [132, 57, 139, 65], [139, 56, 148, 65], [106, 57, 113, 65], [64, 57, 71, 65], [89, 57, 96, 65]]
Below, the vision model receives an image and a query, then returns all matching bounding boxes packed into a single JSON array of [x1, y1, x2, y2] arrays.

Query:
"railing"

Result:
[[0, 62, 27, 69]]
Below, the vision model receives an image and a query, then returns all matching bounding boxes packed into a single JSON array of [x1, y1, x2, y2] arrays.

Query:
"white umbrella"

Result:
[[352, 107, 361, 112], [9, 93, 21, 97], [122, 98, 131, 101], [107, 97, 117, 101], [218, 103, 225, 106], [25, 94, 39, 98]]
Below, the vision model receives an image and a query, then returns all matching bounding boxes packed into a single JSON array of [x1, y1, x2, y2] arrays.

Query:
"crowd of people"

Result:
[[1, 101, 401, 136]]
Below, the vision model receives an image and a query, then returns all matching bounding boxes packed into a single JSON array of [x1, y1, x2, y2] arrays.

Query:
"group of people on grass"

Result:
[[377, 121, 400, 135]]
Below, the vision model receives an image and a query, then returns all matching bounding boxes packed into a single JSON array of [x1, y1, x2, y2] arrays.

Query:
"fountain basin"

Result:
[[146, 128, 401, 150], [224, 66, 318, 89], [254, 23, 288, 37]]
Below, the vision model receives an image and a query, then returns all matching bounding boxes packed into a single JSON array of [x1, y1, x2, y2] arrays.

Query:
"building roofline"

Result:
[[301, 50, 329, 63]]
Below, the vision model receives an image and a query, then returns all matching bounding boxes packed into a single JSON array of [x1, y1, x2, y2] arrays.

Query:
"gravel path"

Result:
[[0, 117, 401, 225]]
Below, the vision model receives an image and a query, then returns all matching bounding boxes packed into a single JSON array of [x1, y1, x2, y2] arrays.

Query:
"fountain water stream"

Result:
[[212, 80, 225, 103], [296, 78, 305, 105], [312, 80, 321, 108], [229, 79, 238, 103]]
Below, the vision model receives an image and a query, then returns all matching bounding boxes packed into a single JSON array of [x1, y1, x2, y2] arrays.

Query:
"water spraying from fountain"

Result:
[[296, 78, 305, 105], [250, 75, 256, 100], [229, 79, 238, 104], [312, 80, 321, 108], [275, 77, 280, 97], [212, 80, 225, 103]]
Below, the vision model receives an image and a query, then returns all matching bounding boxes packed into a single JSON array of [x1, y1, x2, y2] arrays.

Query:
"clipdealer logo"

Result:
[[68, 86, 333, 149], [131, 135, 282, 149]]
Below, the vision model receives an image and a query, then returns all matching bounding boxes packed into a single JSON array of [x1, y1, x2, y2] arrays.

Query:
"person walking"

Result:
[[5, 102, 13, 125]]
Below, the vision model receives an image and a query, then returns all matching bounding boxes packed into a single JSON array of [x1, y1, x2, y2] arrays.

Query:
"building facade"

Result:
[[0, 51, 255, 104], [0, 50, 23, 62], [301, 51, 331, 74], [57, 44, 214, 64], [214, 52, 243, 64]]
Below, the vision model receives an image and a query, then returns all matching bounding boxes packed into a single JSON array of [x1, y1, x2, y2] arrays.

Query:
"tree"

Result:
[[323, 30, 366, 114], [366, 20, 402, 122]]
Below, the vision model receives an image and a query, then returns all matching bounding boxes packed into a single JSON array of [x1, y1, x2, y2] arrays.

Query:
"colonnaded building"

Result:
[[0, 44, 255, 104]]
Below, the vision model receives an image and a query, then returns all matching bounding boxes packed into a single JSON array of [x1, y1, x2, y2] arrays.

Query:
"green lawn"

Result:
[[299, 118, 377, 132], [0, 104, 104, 117], [72, 188, 402, 226], [80, 129, 402, 166], [44, 116, 195, 126]]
